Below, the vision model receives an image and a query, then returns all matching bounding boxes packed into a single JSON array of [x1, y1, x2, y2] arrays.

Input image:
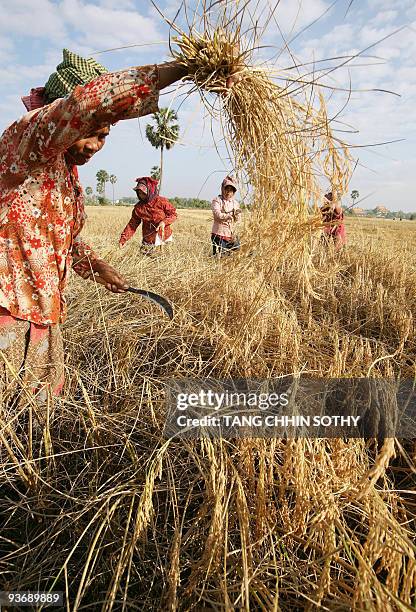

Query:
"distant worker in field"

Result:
[[320, 191, 346, 249], [211, 176, 242, 257], [118, 177, 177, 253], [0, 48, 241, 404]]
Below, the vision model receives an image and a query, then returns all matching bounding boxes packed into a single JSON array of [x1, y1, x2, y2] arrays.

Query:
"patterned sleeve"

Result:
[[119, 208, 142, 246], [71, 235, 100, 276], [15, 65, 160, 169]]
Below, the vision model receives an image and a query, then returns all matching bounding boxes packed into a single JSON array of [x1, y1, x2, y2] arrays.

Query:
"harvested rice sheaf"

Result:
[[173, 26, 351, 234]]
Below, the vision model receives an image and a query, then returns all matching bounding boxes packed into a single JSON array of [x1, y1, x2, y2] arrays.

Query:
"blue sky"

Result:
[[0, 0, 415, 210]]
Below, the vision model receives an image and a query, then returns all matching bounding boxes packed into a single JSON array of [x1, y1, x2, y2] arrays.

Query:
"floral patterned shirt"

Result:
[[0, 65, 159, 325]]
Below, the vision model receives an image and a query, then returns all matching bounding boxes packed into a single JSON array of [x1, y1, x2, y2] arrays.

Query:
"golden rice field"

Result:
[[84, 206, 416, 257], [1, 206, 416, 611]]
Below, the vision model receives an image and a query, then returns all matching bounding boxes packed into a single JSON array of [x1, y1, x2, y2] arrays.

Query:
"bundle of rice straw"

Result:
[[171, 12, 351, 265], [172, 3, 351, 294]]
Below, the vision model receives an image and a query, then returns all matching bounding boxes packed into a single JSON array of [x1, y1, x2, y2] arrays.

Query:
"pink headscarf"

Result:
[[133, 176, 159, 204], [221, 175, 237, 192], [21, 87, 46, 112]]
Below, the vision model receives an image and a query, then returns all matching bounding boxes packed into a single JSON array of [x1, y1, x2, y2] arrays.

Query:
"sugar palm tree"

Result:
[[96, 169, 109, 200], [146, 108, 179, 191], [151, 166, 161, 181], [351, 190, 359, 205], [85, 185, 94, 205], [109, 174, 117, 204]]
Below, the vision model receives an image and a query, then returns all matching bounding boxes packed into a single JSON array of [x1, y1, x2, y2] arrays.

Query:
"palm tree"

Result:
[[151, 166, 161, 181], [85, 185, 94, 205], [109, 174, 117, 205], [96, 169, 109, 200], [146, 108, 179, 191], [351, 190, 359, 205]]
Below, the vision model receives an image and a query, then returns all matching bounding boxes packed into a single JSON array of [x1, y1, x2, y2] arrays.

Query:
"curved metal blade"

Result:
[[127, 287, 174, 319]]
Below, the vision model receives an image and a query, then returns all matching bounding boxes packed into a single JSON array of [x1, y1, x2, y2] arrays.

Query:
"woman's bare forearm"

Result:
[[157, 59, 243, 91], [158, 61, 187, 90]]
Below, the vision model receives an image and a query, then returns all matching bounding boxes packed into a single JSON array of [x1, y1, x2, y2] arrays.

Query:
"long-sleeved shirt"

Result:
[[211, 195, 240, 238], [0, 65, 159, 325], [119, 196, 177, 246]]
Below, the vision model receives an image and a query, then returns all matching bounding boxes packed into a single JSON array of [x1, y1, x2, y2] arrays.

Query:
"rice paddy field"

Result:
[[86, 206, 416, 256], [1, 206, 415, 610]]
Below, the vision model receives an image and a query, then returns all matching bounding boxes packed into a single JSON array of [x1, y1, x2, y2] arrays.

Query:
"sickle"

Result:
[[127, 287, 173, 320]]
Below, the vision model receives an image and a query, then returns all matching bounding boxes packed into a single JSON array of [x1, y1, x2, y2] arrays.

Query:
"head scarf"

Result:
[[221, 175, 237, 192], [21, 87, 47, 112], [21, 48, 108, 111], [133, 177, 159, 204], [44, 49, 108, 103]]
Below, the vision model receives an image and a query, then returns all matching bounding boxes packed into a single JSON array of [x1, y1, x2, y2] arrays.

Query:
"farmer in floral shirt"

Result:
[[0, 49, 240, 404]]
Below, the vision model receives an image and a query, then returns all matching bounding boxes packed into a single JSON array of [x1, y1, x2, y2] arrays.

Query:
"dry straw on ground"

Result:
[[1, 2, 416, 611], [1, 212, 416, 610]]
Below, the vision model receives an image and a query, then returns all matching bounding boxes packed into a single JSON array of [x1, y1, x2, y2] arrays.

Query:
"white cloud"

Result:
[[160, 0, 332, 50], [371, 10, 398, 25], [159, 0, 184, 20], [359, 25, 397, 47], [0, 94, 23, 121], [0, 0, 66, 39], [282, 2, 416, 212], [0, 0, 163, 53], [0, 37, 16, 63], [60, 0, 162, 50], [300, 23, 355, 59], [273, 0, 332, 35], [0, 60, 58, 87], [366, 0, 384, 9], [100, 0, 136, 8], [367, 0, 409, 10]]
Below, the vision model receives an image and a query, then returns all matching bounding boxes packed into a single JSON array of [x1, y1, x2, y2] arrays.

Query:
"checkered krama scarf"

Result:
[[22, 49, 108, 111], [43, 48, 108, 103]]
